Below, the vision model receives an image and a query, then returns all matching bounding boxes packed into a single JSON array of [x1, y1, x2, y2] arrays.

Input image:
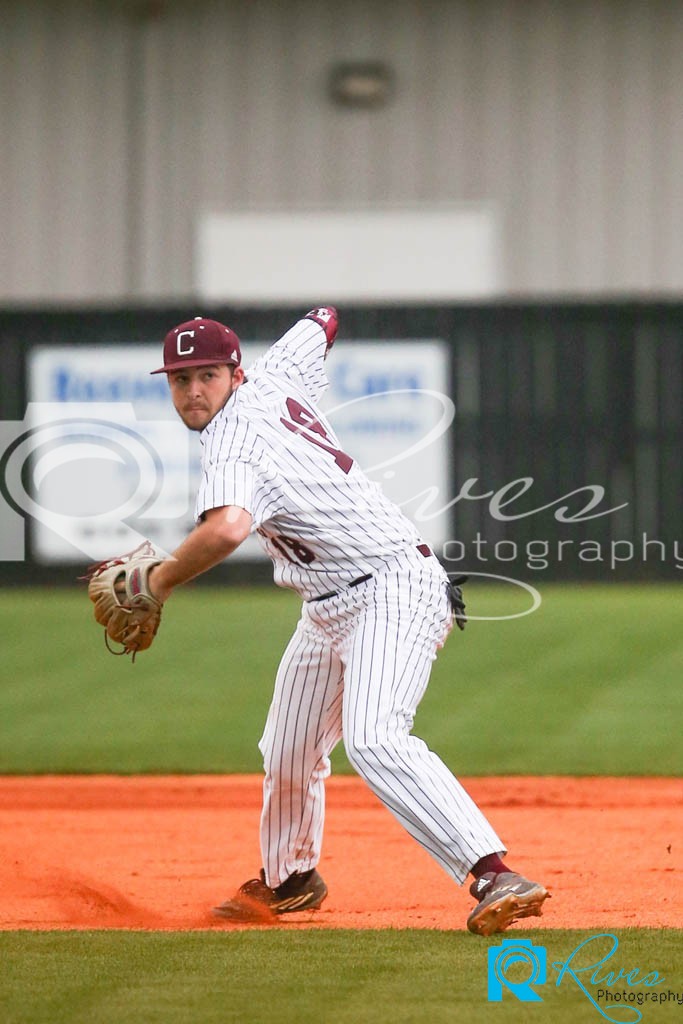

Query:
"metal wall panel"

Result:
[[0, 0, 132, 301], [2, 0, 683, 301]]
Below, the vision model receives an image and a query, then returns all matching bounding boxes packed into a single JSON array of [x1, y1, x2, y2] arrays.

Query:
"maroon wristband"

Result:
[[304, 306, 338, 346]]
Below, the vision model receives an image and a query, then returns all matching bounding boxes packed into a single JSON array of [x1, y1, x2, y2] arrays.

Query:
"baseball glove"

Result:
[[84, 542, 164, 661], [448, 575, 468, 631]]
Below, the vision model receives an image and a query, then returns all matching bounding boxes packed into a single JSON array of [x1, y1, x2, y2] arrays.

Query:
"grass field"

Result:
[[1, 582, 681, 1024], [1, 929, 682, 1024], [0, 583, 681, 774]]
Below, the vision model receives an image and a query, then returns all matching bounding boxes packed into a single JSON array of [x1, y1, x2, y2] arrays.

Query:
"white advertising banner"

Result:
[[27, 340, 451, 564], [198, 206, 499, 302]]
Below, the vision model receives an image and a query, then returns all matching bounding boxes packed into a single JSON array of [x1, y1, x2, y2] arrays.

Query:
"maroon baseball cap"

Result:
[[151, 317, 242, 374]]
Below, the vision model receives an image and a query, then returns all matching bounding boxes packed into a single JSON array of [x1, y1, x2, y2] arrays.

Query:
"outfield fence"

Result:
[[0, 301, 681, 582]]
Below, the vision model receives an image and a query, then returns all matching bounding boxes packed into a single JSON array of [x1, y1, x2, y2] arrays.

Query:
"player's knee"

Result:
[[260, 743, 288, 785], [262, 747, 330, 789], [344, 735, 392, 778]]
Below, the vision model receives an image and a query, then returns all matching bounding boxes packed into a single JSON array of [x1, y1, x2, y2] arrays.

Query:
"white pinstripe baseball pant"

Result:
[[258, 549, 505, 888]]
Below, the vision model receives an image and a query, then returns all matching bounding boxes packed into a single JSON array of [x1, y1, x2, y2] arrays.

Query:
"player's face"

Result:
[[167, 364, 244, 431]]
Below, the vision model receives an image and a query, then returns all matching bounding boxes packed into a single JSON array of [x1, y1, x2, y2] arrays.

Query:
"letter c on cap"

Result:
[[177, 330, 195, 356]]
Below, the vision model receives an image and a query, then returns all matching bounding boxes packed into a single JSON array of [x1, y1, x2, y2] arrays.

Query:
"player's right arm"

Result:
[[250, 306, 338, 403], [302, 306, 338, 346], [147, 505, 252, 602]]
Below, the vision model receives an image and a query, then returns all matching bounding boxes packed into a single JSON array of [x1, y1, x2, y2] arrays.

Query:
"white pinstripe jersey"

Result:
[[194, 317, 424, 599]]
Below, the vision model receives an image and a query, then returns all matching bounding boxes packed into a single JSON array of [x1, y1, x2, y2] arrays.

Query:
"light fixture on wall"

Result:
[[328, 62, 394, 109]]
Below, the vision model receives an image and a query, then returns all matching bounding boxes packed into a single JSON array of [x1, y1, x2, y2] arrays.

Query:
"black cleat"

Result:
[[213, 868, 328, 922]]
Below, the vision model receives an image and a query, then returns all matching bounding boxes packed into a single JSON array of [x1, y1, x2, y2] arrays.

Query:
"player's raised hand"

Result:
[[305, 306, 338, 345]]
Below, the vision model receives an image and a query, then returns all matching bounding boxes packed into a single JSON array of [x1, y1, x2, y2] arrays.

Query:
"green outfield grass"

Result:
[[2, 585, 681, 1024], [0, 583, 681, 775], [1, 929, 681, 1024]]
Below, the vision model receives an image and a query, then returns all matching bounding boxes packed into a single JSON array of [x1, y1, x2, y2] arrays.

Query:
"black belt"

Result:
[[309, 544, 433, 602]]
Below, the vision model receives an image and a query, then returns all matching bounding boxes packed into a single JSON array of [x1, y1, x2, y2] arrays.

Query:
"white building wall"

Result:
[[1, 0, 682, 302]]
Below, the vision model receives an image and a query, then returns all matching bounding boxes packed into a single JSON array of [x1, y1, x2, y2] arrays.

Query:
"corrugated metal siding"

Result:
[[0, 0, 132, 301], [2, 0, 683, 301]]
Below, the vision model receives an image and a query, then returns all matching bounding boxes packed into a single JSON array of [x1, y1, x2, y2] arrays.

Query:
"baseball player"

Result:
[[125, 307, 549, 934]]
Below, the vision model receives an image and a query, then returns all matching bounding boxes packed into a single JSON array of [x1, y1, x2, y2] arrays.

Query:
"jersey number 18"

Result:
[[280, 397, 353, 474]]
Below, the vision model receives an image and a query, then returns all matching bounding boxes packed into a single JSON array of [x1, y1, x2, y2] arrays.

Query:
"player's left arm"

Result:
[[147, 505, 253, 602]]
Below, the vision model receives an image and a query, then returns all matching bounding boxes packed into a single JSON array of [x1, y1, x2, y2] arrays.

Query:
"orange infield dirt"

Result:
[[0, 776, 680, 931]]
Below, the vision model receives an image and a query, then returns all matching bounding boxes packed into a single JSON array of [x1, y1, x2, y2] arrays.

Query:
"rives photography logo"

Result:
[[487, 934, 681, 1023], [488, 937, 546, 1002], [0, 403, 190, 562], [1, 388, 680, 582]]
